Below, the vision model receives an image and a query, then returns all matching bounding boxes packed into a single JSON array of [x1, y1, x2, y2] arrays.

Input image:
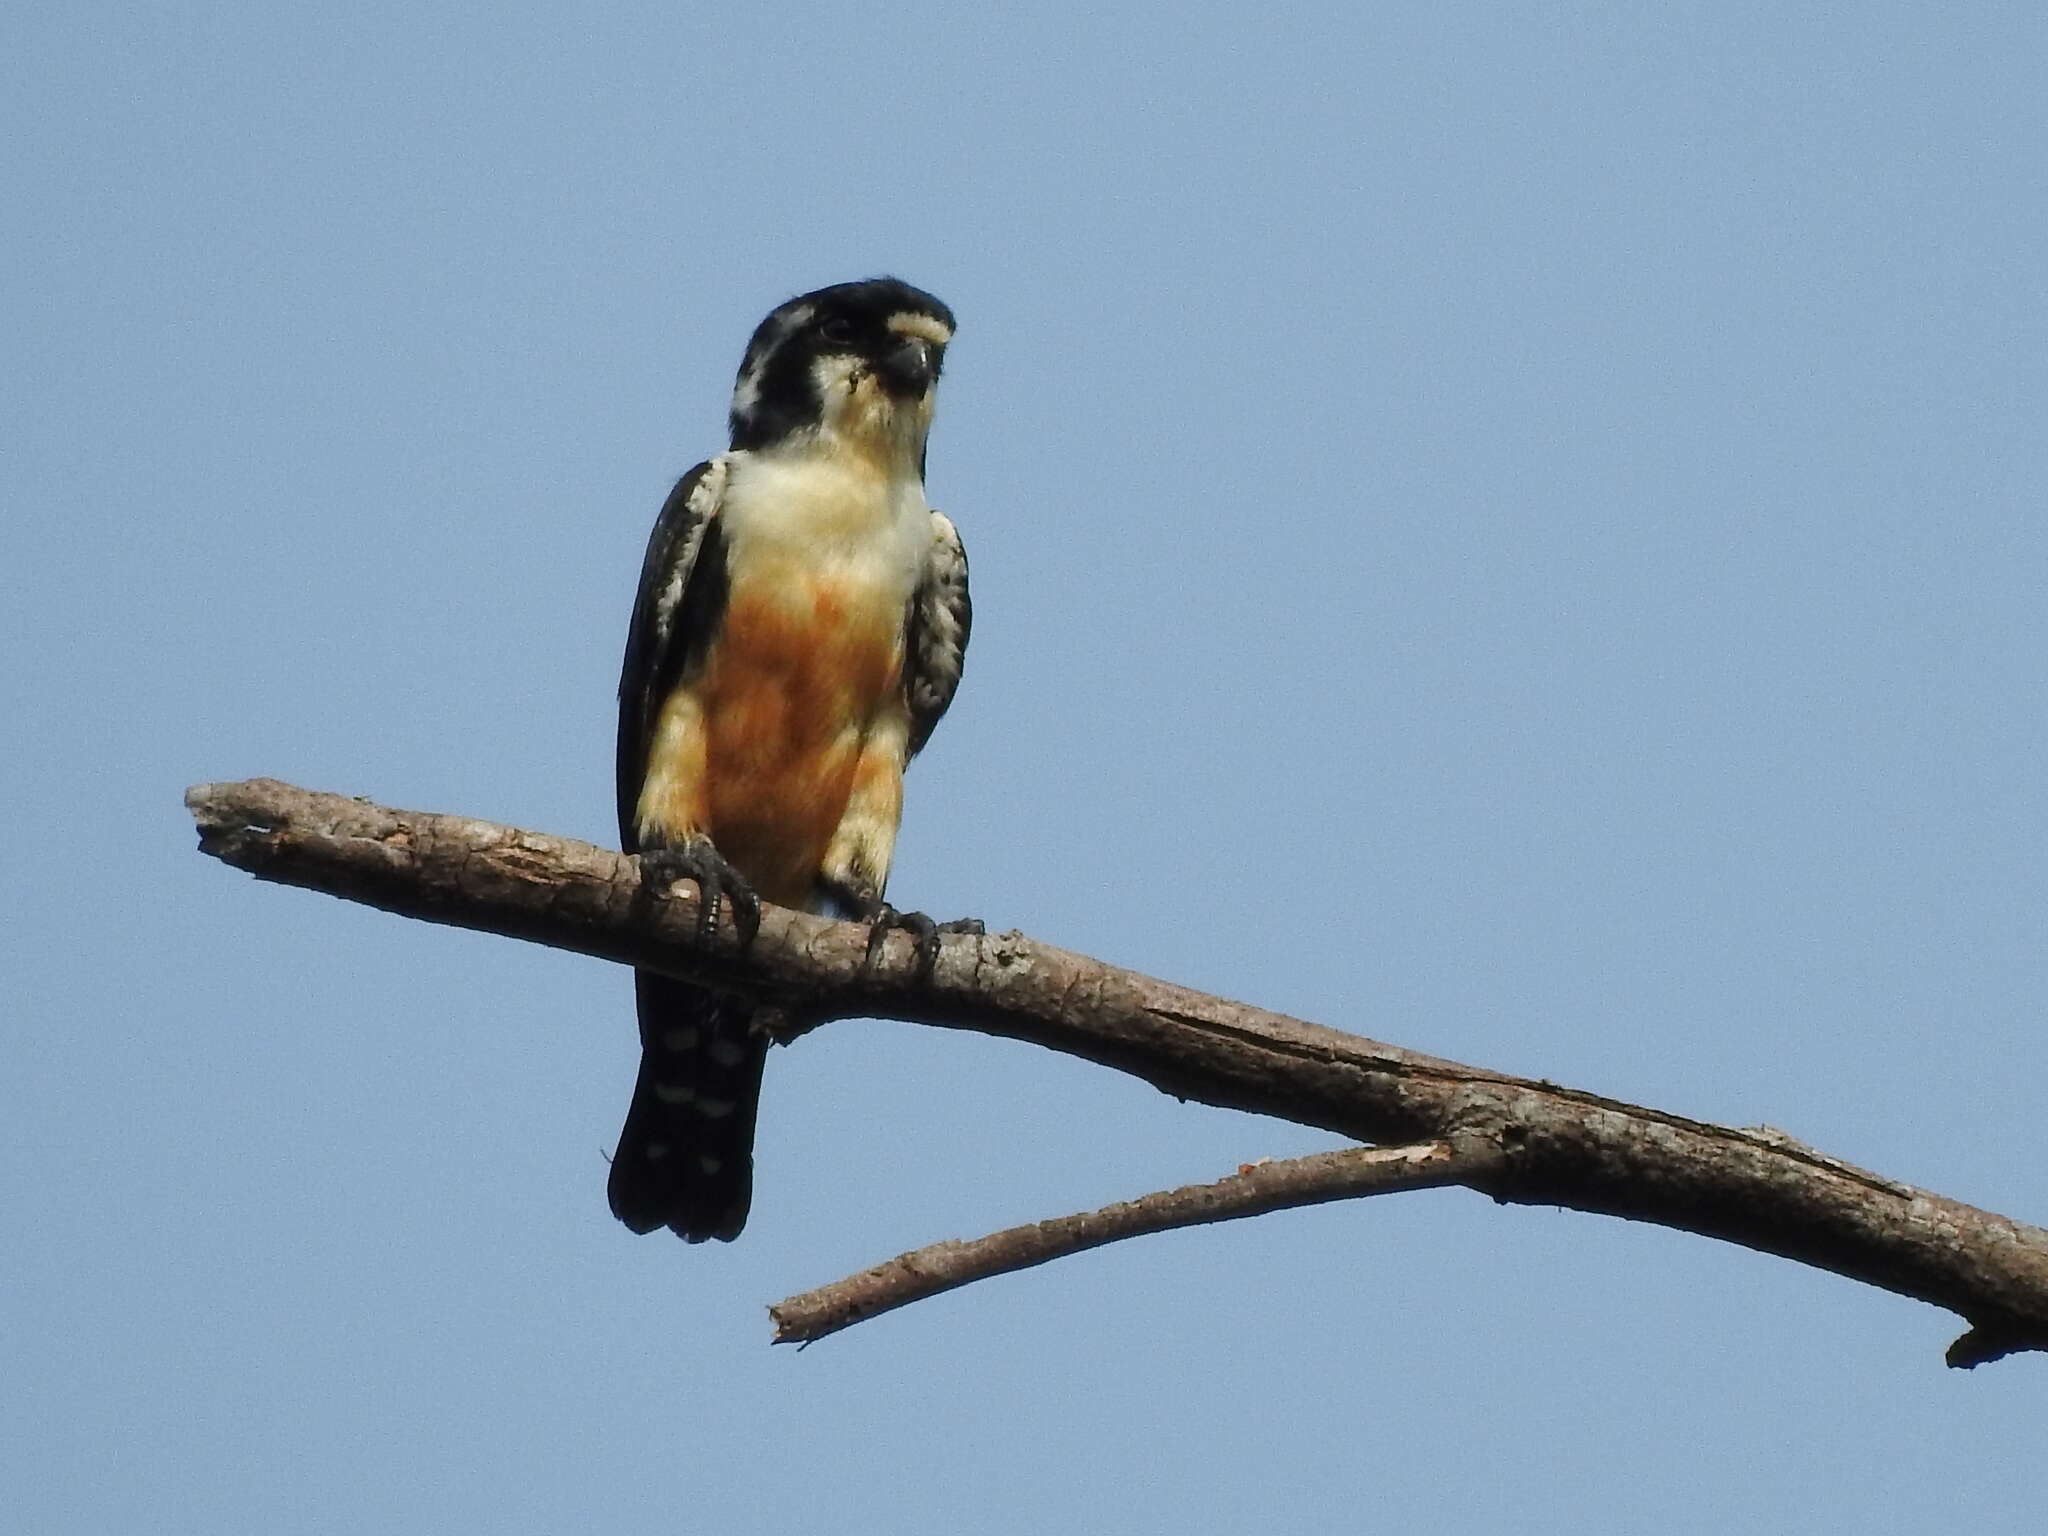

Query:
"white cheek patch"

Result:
[[799, 340, 933, 472], [886, 312, 953, 346], [811, 353, 861, 395], [811, 354, 870, 432]]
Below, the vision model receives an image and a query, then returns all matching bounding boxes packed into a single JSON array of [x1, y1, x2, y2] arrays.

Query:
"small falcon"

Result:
[[611, 277, 973, 1242]]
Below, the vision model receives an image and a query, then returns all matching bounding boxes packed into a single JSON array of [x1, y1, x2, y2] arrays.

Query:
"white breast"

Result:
[[720, 449, 929, 609]]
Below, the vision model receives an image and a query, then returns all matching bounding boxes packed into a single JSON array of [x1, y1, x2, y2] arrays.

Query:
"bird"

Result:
[[610, 277, 974, 1242]]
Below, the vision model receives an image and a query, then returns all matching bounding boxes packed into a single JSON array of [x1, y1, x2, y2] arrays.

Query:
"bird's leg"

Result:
[[637, 836, 761, 947]]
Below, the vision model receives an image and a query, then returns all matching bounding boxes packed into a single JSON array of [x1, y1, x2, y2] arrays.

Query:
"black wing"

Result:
[[904, 509, 971, 757], [616, 458, 730, 848]]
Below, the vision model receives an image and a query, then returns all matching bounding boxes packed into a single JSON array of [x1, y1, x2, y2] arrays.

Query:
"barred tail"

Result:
[[608, 972, 767, 1242]]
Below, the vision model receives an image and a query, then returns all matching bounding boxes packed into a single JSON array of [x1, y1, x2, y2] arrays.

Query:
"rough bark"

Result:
[[186, 778, 2048, 1366]]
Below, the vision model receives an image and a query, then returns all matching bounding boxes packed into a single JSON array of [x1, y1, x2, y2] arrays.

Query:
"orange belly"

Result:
[[696, 577, 902, 906]]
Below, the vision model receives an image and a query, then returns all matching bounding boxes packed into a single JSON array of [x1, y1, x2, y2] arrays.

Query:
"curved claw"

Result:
[[639, 841, 760, 947], [861, 906, 985, 979]]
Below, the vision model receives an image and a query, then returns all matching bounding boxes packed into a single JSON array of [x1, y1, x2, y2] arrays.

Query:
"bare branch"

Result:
[[186, 779, 2048, 1364], [769, 1139, 1502, 1343]]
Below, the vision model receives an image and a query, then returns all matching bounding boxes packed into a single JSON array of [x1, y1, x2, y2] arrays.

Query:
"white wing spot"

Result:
[[653, 1082, 695, 1105], [708, 1038, 747, 1067], [644, 1142, 670, 1161], [697, 1155, 723, 1175], [695, 1096, 736, 1119], [662, 1025, 699, 1051], [688, 458, 728, 514], [653, 567, 689, 632]]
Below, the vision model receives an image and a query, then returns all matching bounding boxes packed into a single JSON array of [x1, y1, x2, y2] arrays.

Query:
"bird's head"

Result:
[[728, 277, 955, 472]]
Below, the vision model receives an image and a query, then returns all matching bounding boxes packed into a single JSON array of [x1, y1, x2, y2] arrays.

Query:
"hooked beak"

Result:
[[877, 337, 939, 397]]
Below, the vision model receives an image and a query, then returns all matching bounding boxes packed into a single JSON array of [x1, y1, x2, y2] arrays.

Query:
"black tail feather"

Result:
[[608, 972, 768, 1242]]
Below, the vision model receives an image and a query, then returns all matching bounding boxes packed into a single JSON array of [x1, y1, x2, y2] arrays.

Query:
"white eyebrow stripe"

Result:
[[886, 312, 953, 346]]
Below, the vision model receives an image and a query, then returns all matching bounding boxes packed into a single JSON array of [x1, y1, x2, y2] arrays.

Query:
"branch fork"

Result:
[[187, 779, 2048, 1365]]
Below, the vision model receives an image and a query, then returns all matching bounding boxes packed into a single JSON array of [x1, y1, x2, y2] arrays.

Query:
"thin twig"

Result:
[[770, 1139, 1502, 1342]]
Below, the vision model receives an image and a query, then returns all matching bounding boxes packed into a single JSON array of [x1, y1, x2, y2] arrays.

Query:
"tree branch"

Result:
[[186, 779, 2048, 1365], [769, 1139, 1502, 1343]]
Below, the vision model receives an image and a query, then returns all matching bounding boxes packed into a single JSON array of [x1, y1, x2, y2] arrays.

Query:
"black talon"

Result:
[[863, 904, 936, 973], [639, 840, 760, 947], [861, 905, 984, 979], [859, 904, 894, 970]]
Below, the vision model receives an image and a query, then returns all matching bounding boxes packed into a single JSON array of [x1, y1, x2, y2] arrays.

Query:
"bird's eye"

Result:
[[818, 317, 857, 345]]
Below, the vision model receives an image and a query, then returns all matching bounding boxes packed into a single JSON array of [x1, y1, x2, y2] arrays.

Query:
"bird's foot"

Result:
[[638, 840, 761, 946], [861, 904, 985, 978]]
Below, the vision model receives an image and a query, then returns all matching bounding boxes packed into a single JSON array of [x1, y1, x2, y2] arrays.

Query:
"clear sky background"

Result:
[[6, 4, 2045, 1532]]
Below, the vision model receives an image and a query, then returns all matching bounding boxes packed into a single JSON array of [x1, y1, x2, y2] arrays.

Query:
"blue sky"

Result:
[[6, 4, 2046, 1532]]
